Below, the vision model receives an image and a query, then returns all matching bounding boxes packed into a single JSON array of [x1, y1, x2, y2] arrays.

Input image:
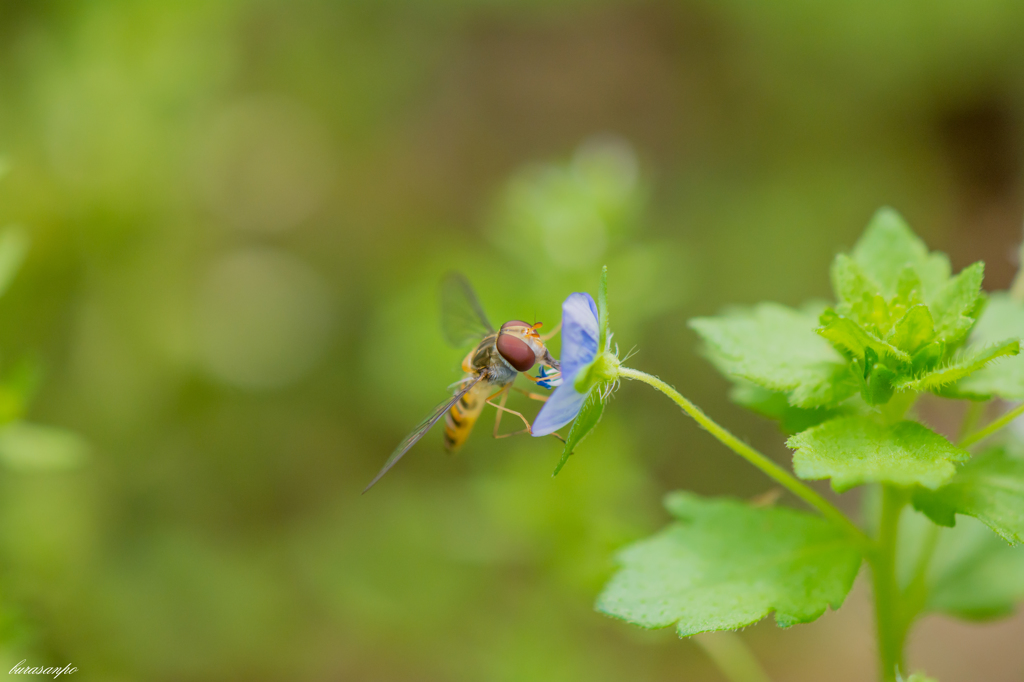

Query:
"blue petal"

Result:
[[559, 292, 599, 382], [531, 292, 600, 436], [531, 383, 587, 436]]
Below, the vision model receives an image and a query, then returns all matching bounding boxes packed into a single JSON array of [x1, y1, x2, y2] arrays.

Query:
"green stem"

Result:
[[870, 485, 907, 682], [692, 632, 772, 682], [880, 390, 916, 425], [618, 366, 869, 545], [958, 401, 1024, 448], [902, 522, 939, 621]]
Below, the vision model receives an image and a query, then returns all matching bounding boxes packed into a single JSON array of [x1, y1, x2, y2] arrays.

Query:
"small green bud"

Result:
[[863, 363, 896, 405]]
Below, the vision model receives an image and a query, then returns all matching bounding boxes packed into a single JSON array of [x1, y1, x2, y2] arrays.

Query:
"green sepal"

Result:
[[596, 493, 863, 636], [552, 388, 605, 476], [787, 415, 970, 491], [574, 265, 617, 395], [573, 351, 620, 393], [597, 264, 609, 353], [912, 448, 1024, 545]]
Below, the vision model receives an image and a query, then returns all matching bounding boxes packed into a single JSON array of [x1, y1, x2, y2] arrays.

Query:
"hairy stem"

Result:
[[902, 522, 939, 619], [618, 366, 869, 544], [870, 485, 907, 682], [693, 632, 773, 682], [880, 390, 916, 425], [958, 401, 1024, 448]]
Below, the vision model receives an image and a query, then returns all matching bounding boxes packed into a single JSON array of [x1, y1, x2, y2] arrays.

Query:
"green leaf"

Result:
[[787, 416, 969, 491], [596, 493, 863, 636], [851, 208, 950, 299], [902, 674, 938, 682], [690, 303, 857, 409], [832, 254, 883, 314], [928, 261, 985, 346], [888, 305, 934, 356], [831, 211, 981, 356], [895, 340, 1019, 393], [730, 383, 852, 434], [552, 388, 605, 476], [0, 422, 89, 472], [787, 363, 859, 408], [912, 448, 1024, 545], [0, 226, 29, 299], [817, 310, 911, 366], [953, 293, 1024, 399], [926, 514, 1024, 620]]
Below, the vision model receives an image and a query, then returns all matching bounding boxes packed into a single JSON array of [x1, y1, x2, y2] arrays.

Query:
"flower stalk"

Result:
[[617, 366, 870, 545]]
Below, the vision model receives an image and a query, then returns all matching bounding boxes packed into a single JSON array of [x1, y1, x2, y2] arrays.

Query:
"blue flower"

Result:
[[532, 292, 601, 436]]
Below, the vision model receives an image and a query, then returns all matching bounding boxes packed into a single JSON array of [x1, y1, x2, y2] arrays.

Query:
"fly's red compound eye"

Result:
[[497, 322, 536, 372]]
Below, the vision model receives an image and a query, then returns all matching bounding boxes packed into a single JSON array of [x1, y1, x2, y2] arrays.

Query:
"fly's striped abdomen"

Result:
[[444, 382, 488, 452]]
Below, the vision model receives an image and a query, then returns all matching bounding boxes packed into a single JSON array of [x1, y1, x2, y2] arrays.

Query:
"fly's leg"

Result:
[[522, 371, 561, 386], [489, 387, 510, 437], [487, 386, 566, 444], [487, 388, 533, 438], [511, 385, 548, 402]]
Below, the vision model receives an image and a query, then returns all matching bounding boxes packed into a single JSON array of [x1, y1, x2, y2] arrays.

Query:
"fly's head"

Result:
[[496, 320, 559, 372]]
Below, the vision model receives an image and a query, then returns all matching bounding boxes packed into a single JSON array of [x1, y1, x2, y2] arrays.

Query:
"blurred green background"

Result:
[[0, 1, 1022, 680]]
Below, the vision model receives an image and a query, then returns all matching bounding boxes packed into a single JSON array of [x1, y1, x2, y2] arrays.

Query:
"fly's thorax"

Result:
[[463, 334, 516, 385], [485, 359, 518, 385], [467, 334, 498, 373]]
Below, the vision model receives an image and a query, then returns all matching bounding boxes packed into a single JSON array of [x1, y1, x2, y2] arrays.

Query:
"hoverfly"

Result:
[[363, 273, 562, 492]]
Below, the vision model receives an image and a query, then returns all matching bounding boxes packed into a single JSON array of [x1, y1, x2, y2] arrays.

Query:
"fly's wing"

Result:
[[440, 272, 494, 347], [363, 375, 484, 493]]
